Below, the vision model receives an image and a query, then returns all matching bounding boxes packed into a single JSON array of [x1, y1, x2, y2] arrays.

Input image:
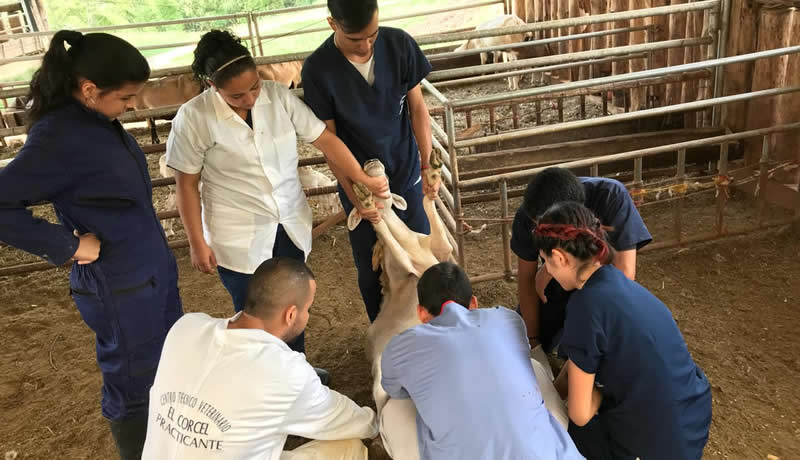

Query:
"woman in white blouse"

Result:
[[167, 31, 387, 369]]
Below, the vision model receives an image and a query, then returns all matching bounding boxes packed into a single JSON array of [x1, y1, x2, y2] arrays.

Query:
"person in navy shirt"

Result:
[[380, 262, 584, 460], [532, 201, 711, 460], [302, 0, 436, 322], [0, 31, 182, 460], [511, 168, 652, 354]]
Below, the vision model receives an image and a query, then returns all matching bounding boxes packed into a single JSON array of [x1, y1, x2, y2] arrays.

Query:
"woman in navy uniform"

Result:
[[0, 31, 182, 460], [533, 202, 711, 460]]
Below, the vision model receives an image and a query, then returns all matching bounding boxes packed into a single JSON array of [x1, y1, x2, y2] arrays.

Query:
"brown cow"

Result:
[[135, 61, 304, 143]]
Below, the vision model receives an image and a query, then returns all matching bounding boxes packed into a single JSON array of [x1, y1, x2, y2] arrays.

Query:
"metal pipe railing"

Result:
[[459, 121, 800, 189], [426, 25, 649, 61], [429, 36, 711, 82], [448, 45, 800, 108], [454, 86, 800, 151], [432, 54, 647, 88], [415, 0, 717, 46], [6, 12, 250, 39]]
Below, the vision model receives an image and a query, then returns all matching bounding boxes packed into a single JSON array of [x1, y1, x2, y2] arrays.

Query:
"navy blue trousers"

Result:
[[70, 254, 183, 421], [216, 224, 306, 353], [339, 181, 430, 322]]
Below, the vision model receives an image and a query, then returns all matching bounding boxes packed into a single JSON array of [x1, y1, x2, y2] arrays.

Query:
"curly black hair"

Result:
[[191, 30, 256, 87]]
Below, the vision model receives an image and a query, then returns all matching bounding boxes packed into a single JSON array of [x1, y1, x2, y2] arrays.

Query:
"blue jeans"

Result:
[[339, 180, 430, 322], [217, 224, 306, 353]]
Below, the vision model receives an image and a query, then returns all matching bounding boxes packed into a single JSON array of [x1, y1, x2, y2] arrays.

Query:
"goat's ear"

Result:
[[391, 194, 408, 211], [347, 208, 362, 231]]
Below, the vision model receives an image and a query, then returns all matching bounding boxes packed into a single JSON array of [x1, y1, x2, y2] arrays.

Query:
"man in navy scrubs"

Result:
[[302, 0, 437, 322]]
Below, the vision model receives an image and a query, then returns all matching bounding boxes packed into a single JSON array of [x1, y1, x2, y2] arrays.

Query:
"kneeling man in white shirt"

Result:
[[142, 257, 378, 460]]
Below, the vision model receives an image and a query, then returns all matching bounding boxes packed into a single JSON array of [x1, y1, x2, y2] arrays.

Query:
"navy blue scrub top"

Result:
[[562, 265, 712, 459], [0, 100, 171, 283], [302, 27, 432, 195], [511, 177, 653, 262]]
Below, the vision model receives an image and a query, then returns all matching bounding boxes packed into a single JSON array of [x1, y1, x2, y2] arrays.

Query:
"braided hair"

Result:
[[532, 201, 615, 270]]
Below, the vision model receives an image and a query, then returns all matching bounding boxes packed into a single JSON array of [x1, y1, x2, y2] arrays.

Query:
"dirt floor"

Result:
[[1, 183, 799, 459]]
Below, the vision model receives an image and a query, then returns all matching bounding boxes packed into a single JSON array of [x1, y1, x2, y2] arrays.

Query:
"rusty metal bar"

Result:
[[640, 216, 799, 253], [634, 157, 644, 186], [758, 135, 771, 226], [580, 95, 587, 119], [470, 270, 518, 284], [500, 180, 512, 280], [436, 195, 457, 234], [590, 164, 599, 177], [444, 104, 465, 268], [511, 104, 520, 129], [715, 141, 730, 235], [489, 106, 496, 132], [535, 100, 542, 125], [557, 98, 564, 123], [674, 148, 687, 242]]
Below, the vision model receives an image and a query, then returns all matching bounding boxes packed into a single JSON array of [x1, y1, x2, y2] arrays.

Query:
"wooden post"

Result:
[[590, 0, 608, 78], [744, 8, 793, 164], [558, 0, 570, 80], [649, 0, 669, 106], [774, 9, 800, 161], [666, 0, 688, 107], [558, 97, 564, 122], [681, 7, 699, 128], [674, 148, 686, 242], [569, 0, 583, 81], [629, 0, 650, 111], [610, 0, 630, 108], [513, 0, 527, 19], [720, 0, 758, 133], [489, 106, 496, 132]]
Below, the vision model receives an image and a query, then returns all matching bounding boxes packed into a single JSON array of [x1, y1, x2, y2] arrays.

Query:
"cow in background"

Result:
[[455, 15, 539, 90], [135, 61, 304, 143]]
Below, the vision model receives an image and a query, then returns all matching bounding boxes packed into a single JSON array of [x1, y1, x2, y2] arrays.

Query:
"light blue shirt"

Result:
[[381, 303, 583, 460]]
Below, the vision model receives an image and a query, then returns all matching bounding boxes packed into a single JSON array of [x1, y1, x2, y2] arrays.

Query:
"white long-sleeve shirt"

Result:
[[142, 313, 377, 460]]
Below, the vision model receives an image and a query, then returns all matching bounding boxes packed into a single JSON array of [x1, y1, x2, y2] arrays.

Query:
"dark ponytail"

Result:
[[27, 30, 150, 125], [532, 201, 615, 266], [192, 30, 256, 88]]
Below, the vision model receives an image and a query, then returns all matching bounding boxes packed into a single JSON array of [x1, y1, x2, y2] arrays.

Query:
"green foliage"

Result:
[[44, 0, 321, 30]]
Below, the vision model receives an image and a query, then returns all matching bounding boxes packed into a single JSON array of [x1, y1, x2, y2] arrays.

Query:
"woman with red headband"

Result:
[[533, 201, 711, 460]]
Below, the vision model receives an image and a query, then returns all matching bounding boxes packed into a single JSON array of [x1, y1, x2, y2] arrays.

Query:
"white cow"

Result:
[[349, 155, 569, 458], [157, 154, 341, 237], [346, 154, 453, 415], [455, 15, 534, 90]]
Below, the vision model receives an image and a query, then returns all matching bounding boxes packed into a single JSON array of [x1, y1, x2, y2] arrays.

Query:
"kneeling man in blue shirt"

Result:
[[379, 262, 584, 460]]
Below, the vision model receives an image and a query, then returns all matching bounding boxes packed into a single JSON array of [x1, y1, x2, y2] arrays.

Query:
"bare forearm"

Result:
[[313, 130, 370, 185], [518, 278, 541, 340], [328, 162, 358, 207], [411, 107, 432, 166], [175, 177, 204, 246]]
